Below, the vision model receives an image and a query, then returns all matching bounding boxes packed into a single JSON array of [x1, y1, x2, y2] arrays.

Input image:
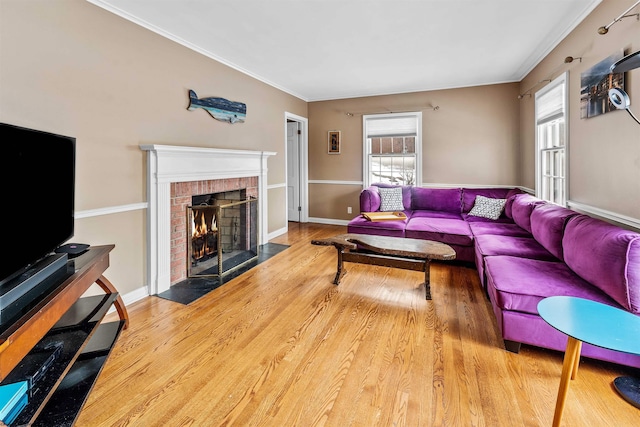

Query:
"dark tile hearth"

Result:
[[156, 243, 289, 305]]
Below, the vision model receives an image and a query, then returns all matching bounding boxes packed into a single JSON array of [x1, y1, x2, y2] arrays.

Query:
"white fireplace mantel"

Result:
[[140, 144, 276, 295]]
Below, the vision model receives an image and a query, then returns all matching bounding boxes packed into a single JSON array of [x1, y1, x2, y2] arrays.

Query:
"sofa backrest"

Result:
[[530, 204, 578, 261], [361, 184, 413, 212], [504, 188, 525, 219], [563, 215, 640, 315], [411, 187, 462, 213], [461, 188, 520, 214], [375, 183, 412, 210], [511, 194, 545, 233]]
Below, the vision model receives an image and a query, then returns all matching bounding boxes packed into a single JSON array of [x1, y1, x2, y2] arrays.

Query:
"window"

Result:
[[363, 112, 422, 188], [535, 72, 568, 206]]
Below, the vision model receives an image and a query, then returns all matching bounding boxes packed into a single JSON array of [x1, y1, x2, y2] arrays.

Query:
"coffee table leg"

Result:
[[552, 337, 582, 427], [333, 247, 347, 285], [424, 259, 432, 300]]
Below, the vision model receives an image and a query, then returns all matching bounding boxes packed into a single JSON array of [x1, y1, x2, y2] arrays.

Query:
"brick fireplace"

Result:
[[141, 145, 275, 295]]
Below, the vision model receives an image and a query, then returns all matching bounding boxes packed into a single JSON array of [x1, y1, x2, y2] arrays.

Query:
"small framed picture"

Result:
[[328, 130, 341, 154]]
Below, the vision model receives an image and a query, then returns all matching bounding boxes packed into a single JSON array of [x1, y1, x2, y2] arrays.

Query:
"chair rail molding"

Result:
[[567, 200, 640, 230]]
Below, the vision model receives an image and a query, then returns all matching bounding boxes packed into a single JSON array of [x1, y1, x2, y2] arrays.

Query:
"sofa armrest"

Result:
[[360, 186, 381, 212]]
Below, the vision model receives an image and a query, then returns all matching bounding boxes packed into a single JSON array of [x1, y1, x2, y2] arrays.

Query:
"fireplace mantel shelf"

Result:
[[140, 144, 276, 158], [141, 144, 275, 295]]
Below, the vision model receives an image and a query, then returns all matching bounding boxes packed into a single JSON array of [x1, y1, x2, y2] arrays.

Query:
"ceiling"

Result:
[[88, 0, 602, 102]]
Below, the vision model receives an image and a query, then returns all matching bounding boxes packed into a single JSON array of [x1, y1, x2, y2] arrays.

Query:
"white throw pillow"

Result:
[[468, 195, 507, 220], [378, 187, 404, 212]]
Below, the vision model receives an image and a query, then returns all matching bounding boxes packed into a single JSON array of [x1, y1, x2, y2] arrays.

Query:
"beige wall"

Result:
[[2, 0, 638, 299], [519, 0, 640, 219], [308, 83, 521, 220], [0, 0, 306, 296]]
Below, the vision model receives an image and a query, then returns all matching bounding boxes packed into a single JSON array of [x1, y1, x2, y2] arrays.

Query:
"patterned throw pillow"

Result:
[[378, 187, 405, 212], [468, 195, 507, 220]]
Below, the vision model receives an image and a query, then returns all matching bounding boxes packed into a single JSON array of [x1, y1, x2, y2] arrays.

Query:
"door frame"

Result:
[[284, 112, 309, 223]]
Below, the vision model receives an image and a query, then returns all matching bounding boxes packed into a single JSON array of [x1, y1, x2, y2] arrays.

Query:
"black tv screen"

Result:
[[0, 123, 75, 285]]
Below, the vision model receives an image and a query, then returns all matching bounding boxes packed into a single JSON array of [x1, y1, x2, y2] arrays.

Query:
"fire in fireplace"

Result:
[[187, 190, 258, 280], [191, 206, 218, 260]]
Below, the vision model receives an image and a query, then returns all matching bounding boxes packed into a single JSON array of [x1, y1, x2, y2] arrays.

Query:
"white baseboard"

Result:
[[308, 217, 351, 226], [107, 285, 149, 314], [268, 226, 288, 241]]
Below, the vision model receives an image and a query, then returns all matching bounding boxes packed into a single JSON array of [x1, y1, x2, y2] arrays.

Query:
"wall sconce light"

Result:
[[564, 56, 582, 63], [608, 50, 640, 125], [517, 79, 552, 100], [597, 0, 640, 34]]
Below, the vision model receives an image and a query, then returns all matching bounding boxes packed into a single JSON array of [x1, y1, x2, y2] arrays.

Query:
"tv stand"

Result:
[[0, 245, 128, 426]]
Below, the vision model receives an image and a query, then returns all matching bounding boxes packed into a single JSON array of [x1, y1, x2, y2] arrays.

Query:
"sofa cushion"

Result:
[[411, 210, 462, 220], [462, 188, 516, 213], [485, 256, 618, 316], [411, 187, 461, 213], [468, 195, 507, 220], [475, 235, 557, 261], [511, 194, 545, 233], [379, 187, 404, 211], [468, 221, 531, 237], [463, 214, 519, 224], [360, 186, 381, 212], [563, 215, 640, 314], [405, 217, 473, 246], [529, 204, 578, 261], [475, 235, 556, 290], [347, 214, 407, 237]]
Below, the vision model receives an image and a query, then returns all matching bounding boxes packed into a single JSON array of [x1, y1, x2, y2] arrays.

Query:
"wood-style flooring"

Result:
[[79, 223, 640, 426]]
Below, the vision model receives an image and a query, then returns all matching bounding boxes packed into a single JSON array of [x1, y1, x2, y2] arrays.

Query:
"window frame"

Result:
[[535, 72, 569, 206], [362, 112, 422, 189]]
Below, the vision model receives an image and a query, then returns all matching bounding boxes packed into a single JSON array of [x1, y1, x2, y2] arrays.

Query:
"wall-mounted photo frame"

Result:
[[328, 130, 341, 154], [580, 50, 625, 119]]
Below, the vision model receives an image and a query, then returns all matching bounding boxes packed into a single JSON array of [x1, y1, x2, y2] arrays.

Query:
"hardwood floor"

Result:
[[79, 223, 639, 426]]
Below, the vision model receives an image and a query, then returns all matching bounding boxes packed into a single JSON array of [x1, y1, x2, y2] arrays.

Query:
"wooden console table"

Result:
[[311, 234, 456, 300], [0, 245, 128, 426]]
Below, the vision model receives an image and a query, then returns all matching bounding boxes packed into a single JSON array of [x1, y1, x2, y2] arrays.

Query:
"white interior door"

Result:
[[287, 121, 301, 222]]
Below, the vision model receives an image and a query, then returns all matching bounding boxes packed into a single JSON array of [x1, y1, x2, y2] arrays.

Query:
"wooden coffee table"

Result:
[[311, 233, 456, 300]]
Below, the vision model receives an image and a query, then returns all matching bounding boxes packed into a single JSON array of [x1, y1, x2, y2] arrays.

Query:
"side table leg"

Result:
[[333, 248, 347, 285], [96, 275, 130, 329], [552, 337, 582, 427], [571, 342, 581, 380]]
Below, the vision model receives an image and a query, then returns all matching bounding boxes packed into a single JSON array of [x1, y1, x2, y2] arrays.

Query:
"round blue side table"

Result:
[[538, 296, 640, 427]]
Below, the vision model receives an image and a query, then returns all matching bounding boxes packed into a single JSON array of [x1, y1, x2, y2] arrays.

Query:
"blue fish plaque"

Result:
[[187, 89, 246, 124]]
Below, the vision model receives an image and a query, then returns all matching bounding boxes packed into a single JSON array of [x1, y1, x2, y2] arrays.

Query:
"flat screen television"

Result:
[[0, 122, 76, 287]]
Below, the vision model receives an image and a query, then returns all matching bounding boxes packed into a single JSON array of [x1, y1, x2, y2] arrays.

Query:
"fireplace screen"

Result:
[[187, 197, 258, 279]]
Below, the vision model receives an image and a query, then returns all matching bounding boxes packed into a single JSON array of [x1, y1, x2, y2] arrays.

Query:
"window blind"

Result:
[[536, 84, 564, 125], [366, 115, 418, 138]]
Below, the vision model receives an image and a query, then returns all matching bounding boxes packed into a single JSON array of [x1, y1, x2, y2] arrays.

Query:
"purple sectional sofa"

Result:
[[347, 183, 640, 369]]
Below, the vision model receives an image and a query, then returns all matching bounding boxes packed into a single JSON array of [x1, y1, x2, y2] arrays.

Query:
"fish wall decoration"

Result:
[[187, 89, 246, 124]]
